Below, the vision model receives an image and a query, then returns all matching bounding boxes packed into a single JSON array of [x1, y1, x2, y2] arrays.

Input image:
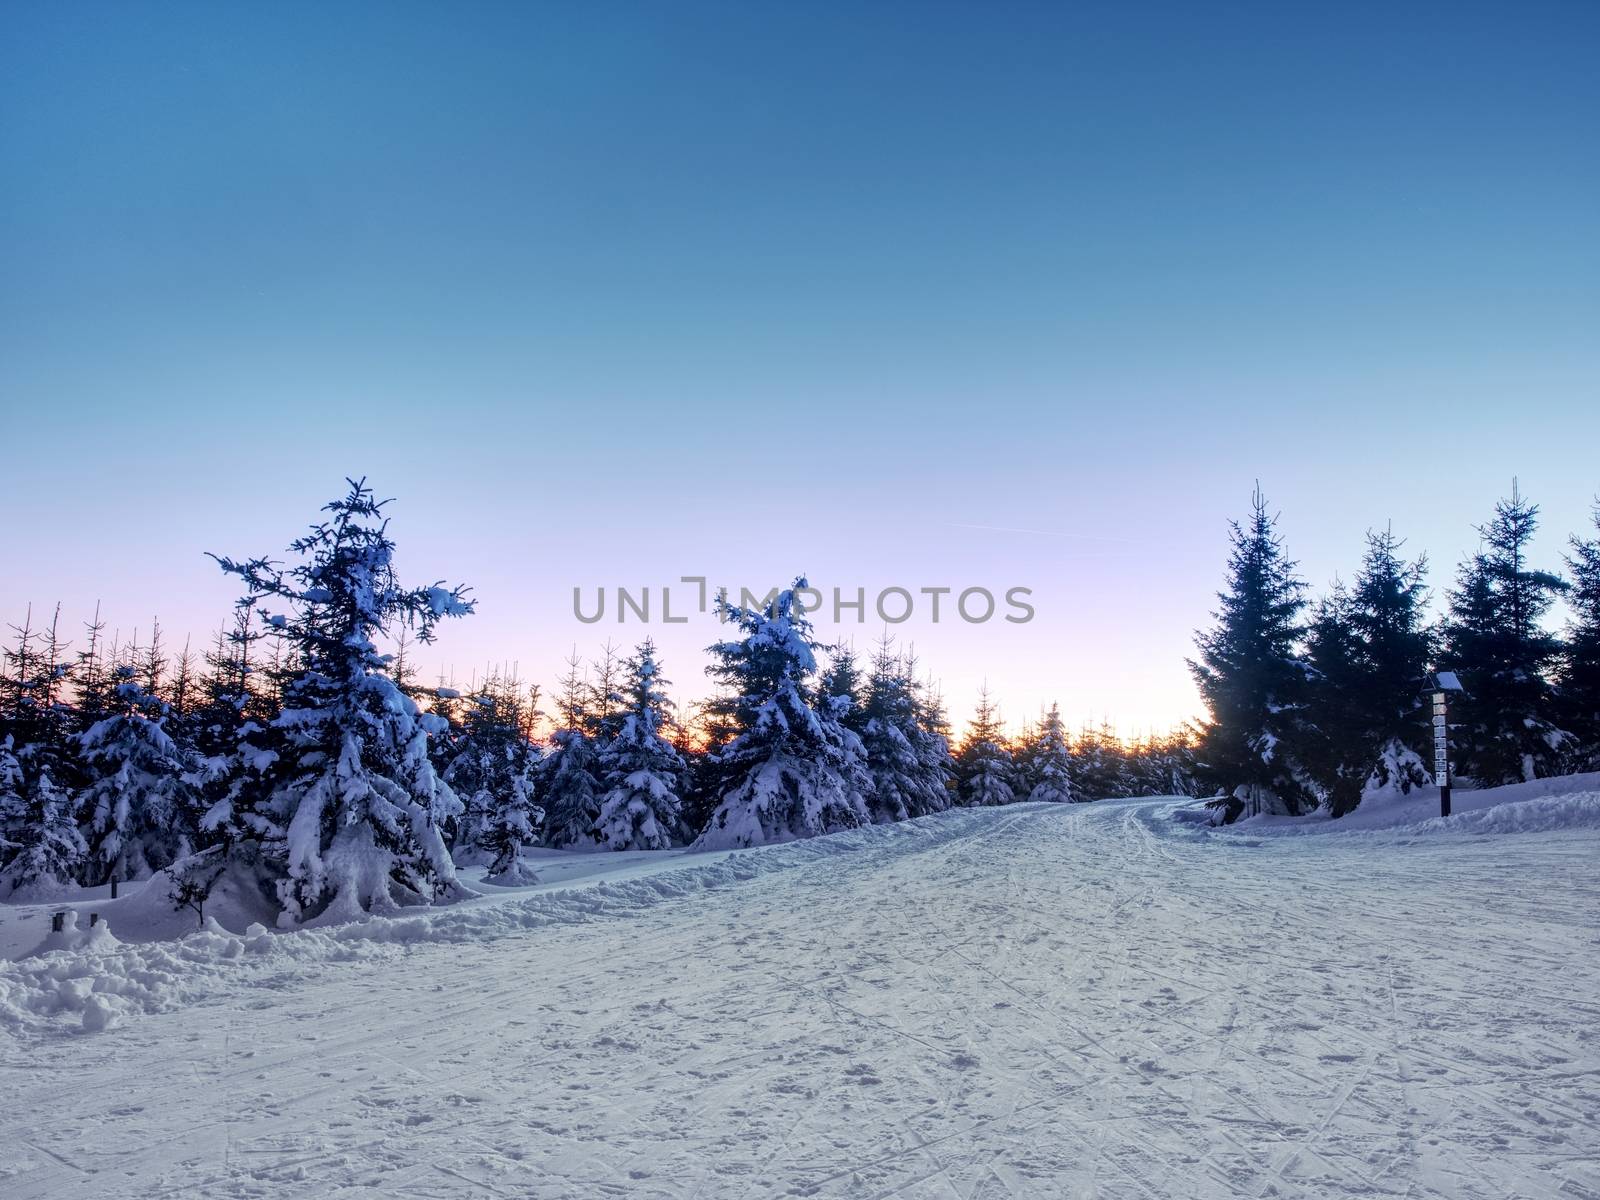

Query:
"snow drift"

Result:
[[0, 803, 1026, 1037]]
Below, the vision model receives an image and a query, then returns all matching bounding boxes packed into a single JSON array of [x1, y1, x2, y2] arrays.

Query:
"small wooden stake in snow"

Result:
[[52, 911, 67, 933], [89, 912, 100, 927], [111, 877, 119, 899]]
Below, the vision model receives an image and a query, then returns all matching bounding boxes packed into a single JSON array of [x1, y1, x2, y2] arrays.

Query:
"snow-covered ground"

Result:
[[3, 782, 1599, 1199]]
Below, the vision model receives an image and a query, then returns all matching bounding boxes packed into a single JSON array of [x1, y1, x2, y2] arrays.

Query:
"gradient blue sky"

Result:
[[3, 1, 1598, 735]]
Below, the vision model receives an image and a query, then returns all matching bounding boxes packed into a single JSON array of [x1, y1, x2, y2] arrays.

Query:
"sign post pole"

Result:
[[1433, 690, 1451, 818]]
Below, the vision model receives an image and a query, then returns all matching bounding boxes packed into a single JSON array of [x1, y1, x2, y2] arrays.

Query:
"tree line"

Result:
[[1191, 482, 1600, 822], [0, 479, 1190, 923]]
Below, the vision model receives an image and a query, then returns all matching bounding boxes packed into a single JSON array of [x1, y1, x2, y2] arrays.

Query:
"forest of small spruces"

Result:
[[2, 476, 1599, 932]]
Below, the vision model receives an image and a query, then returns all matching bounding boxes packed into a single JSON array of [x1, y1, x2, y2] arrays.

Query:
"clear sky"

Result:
[[3, 1, 1598, 737]]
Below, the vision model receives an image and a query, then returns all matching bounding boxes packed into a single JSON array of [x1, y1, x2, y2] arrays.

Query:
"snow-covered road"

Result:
[[4, 796, 1599, 1199]]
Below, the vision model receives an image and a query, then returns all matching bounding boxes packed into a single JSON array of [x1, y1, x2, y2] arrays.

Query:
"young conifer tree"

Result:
[[445, 671, 543, 882], [1025, 703, 1075, 803], [203, 479, 475, 924], [693, 580, 871, 849], [1442, 482, 1569, 784], [1561, 500, 1600, 770], [540, 651, 603, 847], [1188, 486, 1314, 820], [954, 685, 1017, 807], [75, 603, 112, 727], [858, 639, 952, 822], [594, 639, 685, 850], [1302, 584, 1381, 816], [910, 670, 958, 811], [1346, 527, 1433, 808], [78, 666, 198, 884], [819, 646, 867, 738], [0, 606, 86, 897]]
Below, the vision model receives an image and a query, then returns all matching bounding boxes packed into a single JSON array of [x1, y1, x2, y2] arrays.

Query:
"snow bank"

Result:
[[1431, 788, 1600, 834], [0, 804, 1038, 1039], [1167, 771, 1600, 839]]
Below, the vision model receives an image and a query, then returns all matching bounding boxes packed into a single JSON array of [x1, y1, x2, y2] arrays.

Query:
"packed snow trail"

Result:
[[3, 797, 1599, 1199]]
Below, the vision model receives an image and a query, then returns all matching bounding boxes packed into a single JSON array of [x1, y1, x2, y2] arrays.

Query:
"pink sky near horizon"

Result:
[[3, 4, 1597, 739]]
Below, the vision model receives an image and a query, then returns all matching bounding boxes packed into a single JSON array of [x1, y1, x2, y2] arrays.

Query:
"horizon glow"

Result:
[[2, 2, 1598, 739]]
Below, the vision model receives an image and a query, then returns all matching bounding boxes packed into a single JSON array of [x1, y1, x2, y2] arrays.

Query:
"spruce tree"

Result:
[[1561, 500, 1600, 770], [1012, 716, 1038, 798], [75, 603, 113, 726], [424, 679, 465, 782], [389, 626, 423, 703], [819, 647, 867, 737], [594, 639, 685, 850], [954, 685, 1017, 806], [1442, 483, 1569, 784], [0, 737, 24, 866], [1125, 730, 1195, 797], [677, 695, 737, 840], [78, 666, 198, 884], [693, 579, 871, 849], [1099, 720, 1133, 797], [1302, 585, 1372, 817], [857, 640, 952, 822], [0, 733, 84, 898], [540, 653, 603, 847], [910, 673, 958, 811], [1188, 487, 1314, 820], [1071, 720, 1122, 800], [166, 637, 199, 731], [1348, 528, 1433, 807], [141, 617, 168, 699], [0, 606, 86, 897], [1024, 703, 1074, 803], [188, 612, 268, 815], [205, 479, 476, 924], [587, 642, 628, 744], [444, 672, 543, 881]]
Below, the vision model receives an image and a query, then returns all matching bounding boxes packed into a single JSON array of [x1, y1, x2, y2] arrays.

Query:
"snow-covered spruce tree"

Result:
[[0, 606, 87, 897], [444, 673, 543, 882], [1072, 719, 1132, 799], [1441, 483, 1569, 785], [204, 479, 476, 924], [819, 647, 867, 737], [1012, 716, 1038, 797], [1188, 487, 1315, 821], [1560, 500, 1600, 771], [1343, 528, 1433, 811], [911, 675, 959, 811], [857, 640, 952, 822], [594, 639, 685, 850], [540, 652, 603, 848], [1025, 703, 1074, 803], [693, 580, 871, 849], [954, 685, 1017, 807], [0, 733, 86, 899], [186, 611, 270, 822], [424, 678, 465, 780], [1301, 586, 1373, 817], [78, 667, 198, 885], [165, 638, 199, 731], [1123, 731, 1192, 797], [1142, 729, 1201, 796], [588, 642, 629, 744], [0, 737, 23, 867], [74, 604, 113, 727]]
